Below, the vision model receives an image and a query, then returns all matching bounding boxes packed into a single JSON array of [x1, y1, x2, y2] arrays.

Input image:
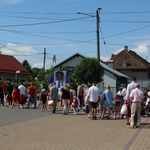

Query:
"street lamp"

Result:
[[15, 70, 20, 85], [77, 8, 102, 61]]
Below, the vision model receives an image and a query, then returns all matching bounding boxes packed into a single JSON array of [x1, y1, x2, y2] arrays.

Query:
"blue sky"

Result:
[[0, 0, 150, 69]]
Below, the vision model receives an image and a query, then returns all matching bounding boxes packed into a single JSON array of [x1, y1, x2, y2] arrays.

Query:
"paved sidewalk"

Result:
[[0, 107, 149, 150]]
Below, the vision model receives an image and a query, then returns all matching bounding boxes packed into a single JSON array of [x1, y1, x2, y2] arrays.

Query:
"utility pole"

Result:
[[77, 8, 102, 61], [96, 9, 100, 62], [43, 48, 46, 74]]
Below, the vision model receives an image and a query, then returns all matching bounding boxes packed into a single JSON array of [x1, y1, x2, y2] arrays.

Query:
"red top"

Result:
[[28, 85, 36, 94], [12, 89, 20, 102], [72, 99, 78, 106]]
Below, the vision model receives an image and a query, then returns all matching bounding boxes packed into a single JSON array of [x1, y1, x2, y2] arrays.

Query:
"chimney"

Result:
[[124, 46, 128, 51]]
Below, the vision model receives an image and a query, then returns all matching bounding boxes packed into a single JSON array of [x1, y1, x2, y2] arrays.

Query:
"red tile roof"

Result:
[[0, 54, 30, 74]]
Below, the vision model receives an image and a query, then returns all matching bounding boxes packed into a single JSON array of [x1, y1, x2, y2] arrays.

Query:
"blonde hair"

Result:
[[106, 85, 111, 91]]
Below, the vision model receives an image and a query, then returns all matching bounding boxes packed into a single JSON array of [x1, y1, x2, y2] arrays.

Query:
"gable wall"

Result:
[[54, 56, 84, 70], [120, 70, 150, 88], [103, 70, 117, 95], [113, 51, 145, 69]]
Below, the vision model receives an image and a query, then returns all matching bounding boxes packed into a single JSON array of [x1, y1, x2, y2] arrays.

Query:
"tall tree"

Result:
[[22, 59, 32, 73], [73, 58, 104, 84]]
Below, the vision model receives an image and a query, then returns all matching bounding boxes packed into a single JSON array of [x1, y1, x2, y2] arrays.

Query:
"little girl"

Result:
[[10, 86, 20, 109], [40, 85, 48, 111], [113, 94, 122, 119], [72, 96, 79, 115]]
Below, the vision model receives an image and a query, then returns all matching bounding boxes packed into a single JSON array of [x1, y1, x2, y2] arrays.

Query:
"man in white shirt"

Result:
[[124, 78, 136, 127], [18, 83, 27, 108], [130, 83, 144, 128], [87, 81, 100, 120]]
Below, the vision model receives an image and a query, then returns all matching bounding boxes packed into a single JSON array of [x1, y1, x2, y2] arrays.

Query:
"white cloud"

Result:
[[33, 61, 52, 69], [114, 43, 149, 55], [100, 56, 110, 61], [0, 43, 54, 69], [1, 43, 39, 67], [0, 0, 23, 5], [1, 43, 36, 55], [132, 44, 150, 61], [112, 43, 149, 62], [129, 35, 150, 40], [132, 44, 148, 55], [32, 62, 43, 68]]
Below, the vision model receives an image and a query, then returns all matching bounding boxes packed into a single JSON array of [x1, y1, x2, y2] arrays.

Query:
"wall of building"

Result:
[[120, 70, 150, 88], [54, 56, 84, 70], [0, 73, 29, 85], [103, 70, 117, 95]]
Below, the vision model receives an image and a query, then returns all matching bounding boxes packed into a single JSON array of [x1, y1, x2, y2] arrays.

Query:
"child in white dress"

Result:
[[72, 96, 79, 115]]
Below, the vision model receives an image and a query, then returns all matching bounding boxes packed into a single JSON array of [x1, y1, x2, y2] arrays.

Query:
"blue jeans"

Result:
[[27, 94, 36, 109]]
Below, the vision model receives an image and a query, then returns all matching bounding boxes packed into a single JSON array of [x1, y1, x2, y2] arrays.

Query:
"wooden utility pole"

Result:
[[43, 48, 46, 74]]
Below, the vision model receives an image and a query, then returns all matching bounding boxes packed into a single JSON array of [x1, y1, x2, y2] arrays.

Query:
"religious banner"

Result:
[[49, 71, 67, 88]]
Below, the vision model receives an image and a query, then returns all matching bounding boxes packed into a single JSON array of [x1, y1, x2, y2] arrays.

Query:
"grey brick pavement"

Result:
[[0, 106, 149, 150]]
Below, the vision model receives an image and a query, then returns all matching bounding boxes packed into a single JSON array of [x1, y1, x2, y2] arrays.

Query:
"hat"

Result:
[[116, 91, 122, 96], [147, 91, 150, 97]]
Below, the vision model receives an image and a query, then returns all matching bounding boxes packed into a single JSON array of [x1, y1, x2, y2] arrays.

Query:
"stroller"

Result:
[[113, 94, 123, 119]]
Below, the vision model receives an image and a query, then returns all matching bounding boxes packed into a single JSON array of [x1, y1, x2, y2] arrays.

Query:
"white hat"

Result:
[[147, 91, 150, 97], [116, 91, 122, 96]]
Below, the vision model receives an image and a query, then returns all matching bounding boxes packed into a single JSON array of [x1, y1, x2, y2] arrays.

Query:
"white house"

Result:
[[52, 53, 129, 94]]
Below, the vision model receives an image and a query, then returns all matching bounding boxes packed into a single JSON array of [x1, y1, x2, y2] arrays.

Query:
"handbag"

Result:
[[48, 100, 53, 106], [120, 104, 127, 115]]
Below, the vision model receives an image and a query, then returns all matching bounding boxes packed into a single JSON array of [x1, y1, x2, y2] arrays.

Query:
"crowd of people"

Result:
[[0, 81, 37, 109], [0, 77, 150, 128]]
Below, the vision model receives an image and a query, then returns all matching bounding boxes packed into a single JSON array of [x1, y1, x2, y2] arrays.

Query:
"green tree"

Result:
[[73, 58, 104, 84], [42, 67, 54, 85], [22, 59, 32, 73], [30, 67, 41, 81]]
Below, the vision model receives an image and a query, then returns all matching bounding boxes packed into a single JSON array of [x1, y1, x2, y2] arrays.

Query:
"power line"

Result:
[[0, 23, 150, 47], [102, 20, 150, 24], [0, 16, 91, 28], [99, 26, 110, 57], [101, 11, 150, 14], [102, 24, 150, 39], [0, 28, 96, 42], [1, 10, 150, 15], [0, 10, 150, 60], [0, 11, 77, 15]]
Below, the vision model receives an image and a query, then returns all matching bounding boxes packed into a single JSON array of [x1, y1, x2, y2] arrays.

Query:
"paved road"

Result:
[[0, 106, 51, 126], [0, 106, 149, 150]]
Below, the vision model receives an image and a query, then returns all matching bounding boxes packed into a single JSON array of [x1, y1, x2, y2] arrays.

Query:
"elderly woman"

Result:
[[101, 85, 113, 119]]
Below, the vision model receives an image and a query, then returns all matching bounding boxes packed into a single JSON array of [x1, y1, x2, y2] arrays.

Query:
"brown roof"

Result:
[[110, 49, 150, 70], [0, 54, 30, 74], [129, 50, 150, 68]]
